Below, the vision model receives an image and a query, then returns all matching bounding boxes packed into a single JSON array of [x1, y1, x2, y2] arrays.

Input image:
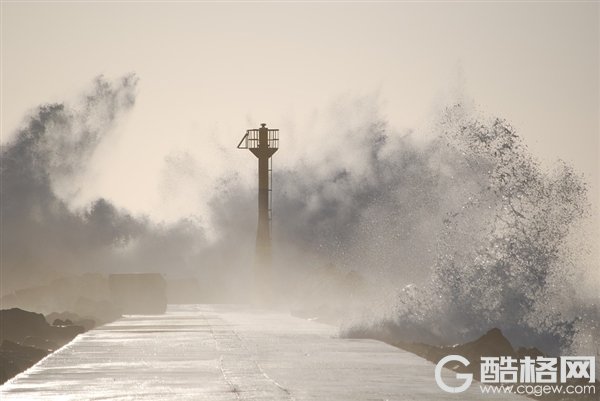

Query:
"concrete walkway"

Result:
[[1, 305, 524, 400]]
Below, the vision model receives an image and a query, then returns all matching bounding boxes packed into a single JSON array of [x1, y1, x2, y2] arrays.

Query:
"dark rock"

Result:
[[46, 312, 96, 331], [0, 308, 84, 347], [47, 324, 85, 346], [0, 308, 87, 383], [356, 327, 536, 381], [0, 340, 49, 384], [0, 309, 49, 342], [21, 336, 58, 352], [449, 328, 516, 361], [516, 346, 545, 359], [0, 339, 48, 356], [0, 354, 19, 384], [52, 318, 73, 326]]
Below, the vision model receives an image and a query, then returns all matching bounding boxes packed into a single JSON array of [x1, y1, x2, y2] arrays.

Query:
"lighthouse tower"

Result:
[[237, 123, 279, 298]]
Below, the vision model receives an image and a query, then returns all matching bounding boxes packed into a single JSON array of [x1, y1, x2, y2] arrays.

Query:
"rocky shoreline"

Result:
[[0, 308, 115, 384], [344, 325, 598, 401]]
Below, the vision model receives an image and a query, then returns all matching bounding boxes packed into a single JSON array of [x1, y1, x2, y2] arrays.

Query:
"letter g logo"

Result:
[[434, 355, 473, 393]]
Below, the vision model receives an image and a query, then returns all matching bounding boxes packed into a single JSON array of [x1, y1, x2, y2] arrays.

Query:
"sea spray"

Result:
[[2, 77, 597, 362], [342, 105, 597, 363]]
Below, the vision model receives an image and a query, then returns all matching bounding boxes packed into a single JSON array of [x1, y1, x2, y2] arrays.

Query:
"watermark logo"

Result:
[[435, 355, 596, 396], [435, 355, 473, 393], [480, 356, 595, 384]]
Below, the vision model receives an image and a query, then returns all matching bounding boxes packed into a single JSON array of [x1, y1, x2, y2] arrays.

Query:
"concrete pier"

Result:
[[1, 305, 524, 400]]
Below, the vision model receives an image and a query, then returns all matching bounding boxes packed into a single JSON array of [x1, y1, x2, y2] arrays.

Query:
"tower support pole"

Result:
[[256, 150, 271, 282]]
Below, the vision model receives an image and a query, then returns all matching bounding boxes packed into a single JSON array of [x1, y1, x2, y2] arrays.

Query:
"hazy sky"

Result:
[[1, 1, 598, 220]]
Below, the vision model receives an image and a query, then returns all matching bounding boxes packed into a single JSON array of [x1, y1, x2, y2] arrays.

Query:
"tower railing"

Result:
[[237, 129, 279, 150]]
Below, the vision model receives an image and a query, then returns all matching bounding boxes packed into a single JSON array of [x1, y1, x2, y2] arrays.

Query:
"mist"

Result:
[[1, 75, 597, 361]]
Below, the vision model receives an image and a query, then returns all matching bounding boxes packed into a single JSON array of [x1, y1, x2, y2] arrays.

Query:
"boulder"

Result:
[[0, 340, 49, 384], [46, 312, 96, 331], [0, 309, 48, 343], [0, 308, 84, 347], [397, 328, 546, 381], [0, 308, 86, 384]]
